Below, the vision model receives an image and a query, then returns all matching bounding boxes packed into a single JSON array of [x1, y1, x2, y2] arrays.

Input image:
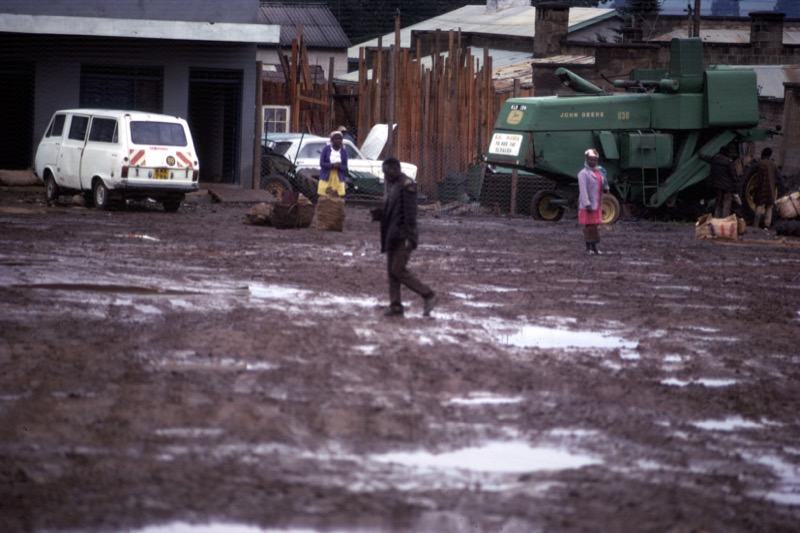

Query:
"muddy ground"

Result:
[[1, 184, 799, 533]]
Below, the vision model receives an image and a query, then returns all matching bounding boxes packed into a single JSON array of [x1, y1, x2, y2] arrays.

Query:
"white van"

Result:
[[34, 109, 199, 212]]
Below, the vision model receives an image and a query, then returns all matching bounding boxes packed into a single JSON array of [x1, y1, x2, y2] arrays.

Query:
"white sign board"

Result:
[[488, 133, 523, 156]]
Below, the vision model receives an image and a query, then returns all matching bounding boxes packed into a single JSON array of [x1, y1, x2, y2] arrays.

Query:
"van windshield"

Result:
[[130, 121, 188, 146]]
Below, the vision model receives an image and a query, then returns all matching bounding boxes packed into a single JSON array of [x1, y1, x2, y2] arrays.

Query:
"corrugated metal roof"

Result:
[[259, 2, 350, 49], [651, 28, 800, 44], [0, 13, 279, 44], [726, 65, 800, 98], [349, 6, 616, 58], [532, 54, 595, 65], [262, 63, 328, 84]]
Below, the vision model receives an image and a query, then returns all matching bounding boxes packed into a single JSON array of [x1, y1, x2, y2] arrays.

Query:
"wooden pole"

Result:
[[253, 61, 263, 190], [509, 78, 521, 214], [327, 57, 335, 134]]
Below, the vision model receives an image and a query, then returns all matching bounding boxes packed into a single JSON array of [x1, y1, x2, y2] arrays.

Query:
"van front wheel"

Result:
[[93, 181, 112, 210], [45, 175, 60, 205]]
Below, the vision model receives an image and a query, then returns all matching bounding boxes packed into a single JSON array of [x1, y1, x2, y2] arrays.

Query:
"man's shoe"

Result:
[[384, 306, 404, 317], [423, 294, 438, 317]]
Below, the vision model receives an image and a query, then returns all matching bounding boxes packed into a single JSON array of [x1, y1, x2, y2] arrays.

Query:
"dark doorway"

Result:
[[188, 69, 243, 184], [80, 65, 164, 112], [0, 62, 35, 169]]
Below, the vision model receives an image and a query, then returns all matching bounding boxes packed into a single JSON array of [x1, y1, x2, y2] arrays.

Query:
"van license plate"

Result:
[[154, 168, 169, 180]]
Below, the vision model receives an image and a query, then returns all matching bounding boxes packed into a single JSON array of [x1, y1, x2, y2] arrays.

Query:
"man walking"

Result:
[[371, 157, 437, 317]]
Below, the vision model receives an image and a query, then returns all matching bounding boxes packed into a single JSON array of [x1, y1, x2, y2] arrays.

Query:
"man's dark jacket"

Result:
[[699, 152, 739, 192], [377, 175, 418, 253]]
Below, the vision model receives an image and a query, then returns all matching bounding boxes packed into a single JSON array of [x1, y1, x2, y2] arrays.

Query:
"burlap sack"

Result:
[[775, 195, 798, 220], [272, 203, 300, 229], [296, 194, 315, 228], [695, 214, 741, 240], [314, 195, 346, 232], [244, 202, 273, 225]]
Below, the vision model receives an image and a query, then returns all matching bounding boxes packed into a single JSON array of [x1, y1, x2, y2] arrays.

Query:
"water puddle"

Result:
[[691, 416, 764, 431], [139, 350, 278, 372], [115, 233, 160, 242], [661, 378, 737, 388], [492, 323, 638, 352], [155, 427, 226, 438], [370, 441, 600, 473], [353, 345, 379, 356], [746, 453, 800, 506], [444, 392, 523, 406], [132, 523, 314, 533], [248, 284, 378, 308]]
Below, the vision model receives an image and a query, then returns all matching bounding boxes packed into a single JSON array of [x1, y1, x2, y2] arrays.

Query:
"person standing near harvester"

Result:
[[577, 148, 606, 255], [747, 147, 780, 229], [318, 130, 348, 197], [699, 147, 739, 218], [371, 157, 437, 317]]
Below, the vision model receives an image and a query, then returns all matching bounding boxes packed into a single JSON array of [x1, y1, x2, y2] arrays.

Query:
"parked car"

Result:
[[260, 132, 417, 201], [34, 109, 200, 212]]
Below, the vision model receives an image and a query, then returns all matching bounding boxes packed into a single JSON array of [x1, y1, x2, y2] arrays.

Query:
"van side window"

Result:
[[88, 118, 118, 143], [47, 114, 66, 138], [68, 116, 89, 141]]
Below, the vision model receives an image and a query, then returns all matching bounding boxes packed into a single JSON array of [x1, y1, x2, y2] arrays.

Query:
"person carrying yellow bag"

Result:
[[318, 130, 348, 197]]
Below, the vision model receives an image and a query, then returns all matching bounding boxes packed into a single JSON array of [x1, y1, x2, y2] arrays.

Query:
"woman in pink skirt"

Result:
[[577, 148, 606, 255]]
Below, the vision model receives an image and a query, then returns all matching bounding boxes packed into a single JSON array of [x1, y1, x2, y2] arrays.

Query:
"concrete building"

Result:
[[0, 0, 279, 188]]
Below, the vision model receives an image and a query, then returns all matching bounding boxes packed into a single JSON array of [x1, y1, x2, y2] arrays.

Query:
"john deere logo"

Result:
[[507, 110, 524, 125], [166, 156, 176, 166]]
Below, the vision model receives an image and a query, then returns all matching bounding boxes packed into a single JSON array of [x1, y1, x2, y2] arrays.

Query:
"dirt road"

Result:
[[1, 185, 799, 532]]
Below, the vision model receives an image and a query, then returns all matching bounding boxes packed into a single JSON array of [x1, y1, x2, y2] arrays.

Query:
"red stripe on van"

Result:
[[176, 152, 193, 168], [129, 149, 145, 166]]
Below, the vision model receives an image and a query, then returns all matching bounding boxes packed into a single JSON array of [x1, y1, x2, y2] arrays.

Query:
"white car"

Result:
[[263, 132, 418, 182], [35, 109, 199, 212]]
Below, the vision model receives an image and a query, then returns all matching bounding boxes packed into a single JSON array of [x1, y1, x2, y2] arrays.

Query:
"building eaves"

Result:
[[258, 2, 350, 49], [0, 13, 279, 44]]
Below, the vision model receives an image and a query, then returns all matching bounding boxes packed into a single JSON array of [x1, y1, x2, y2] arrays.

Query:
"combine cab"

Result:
[[485, 38, 774, 223]]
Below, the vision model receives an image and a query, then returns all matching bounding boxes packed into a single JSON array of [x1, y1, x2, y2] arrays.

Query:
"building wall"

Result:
[[780, 84, 800, 177], [0, 0, 259, 23], [0, 0, 266, 186]]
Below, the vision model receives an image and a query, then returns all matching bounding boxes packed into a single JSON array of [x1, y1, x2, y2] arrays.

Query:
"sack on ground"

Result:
[[695, 214, 743, 240], [245, 202, 273, 225], [776, 192, 800, 220], [314, 195, 346, 232], [272, 193, 315, 229], [272, 203, 300, 229], [296, 194, 315, 228]]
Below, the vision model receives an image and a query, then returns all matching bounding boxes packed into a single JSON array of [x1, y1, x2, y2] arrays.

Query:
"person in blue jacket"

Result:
[[318, 130, 348, 197]]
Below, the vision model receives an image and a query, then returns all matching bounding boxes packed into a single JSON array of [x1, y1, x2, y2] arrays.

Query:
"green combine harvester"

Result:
[[485, 38, 774, 223]]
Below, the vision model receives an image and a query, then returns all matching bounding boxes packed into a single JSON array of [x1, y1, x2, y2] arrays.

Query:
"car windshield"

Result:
[[298, 143, 325, 159], [344, 144, 362, 160], [269, 141, 293, 156], [130, 121, 188, 146]]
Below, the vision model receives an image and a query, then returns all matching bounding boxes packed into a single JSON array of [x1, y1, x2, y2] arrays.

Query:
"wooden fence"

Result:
[[264, 29, 534, 198]]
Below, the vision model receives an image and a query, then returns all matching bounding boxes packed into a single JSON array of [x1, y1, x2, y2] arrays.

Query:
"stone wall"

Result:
[[780, 84, 800, 177]]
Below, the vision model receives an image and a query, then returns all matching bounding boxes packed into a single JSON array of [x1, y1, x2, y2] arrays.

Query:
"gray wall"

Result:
[[0, 0, 265, 186], [0, 0, 259, 23]]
